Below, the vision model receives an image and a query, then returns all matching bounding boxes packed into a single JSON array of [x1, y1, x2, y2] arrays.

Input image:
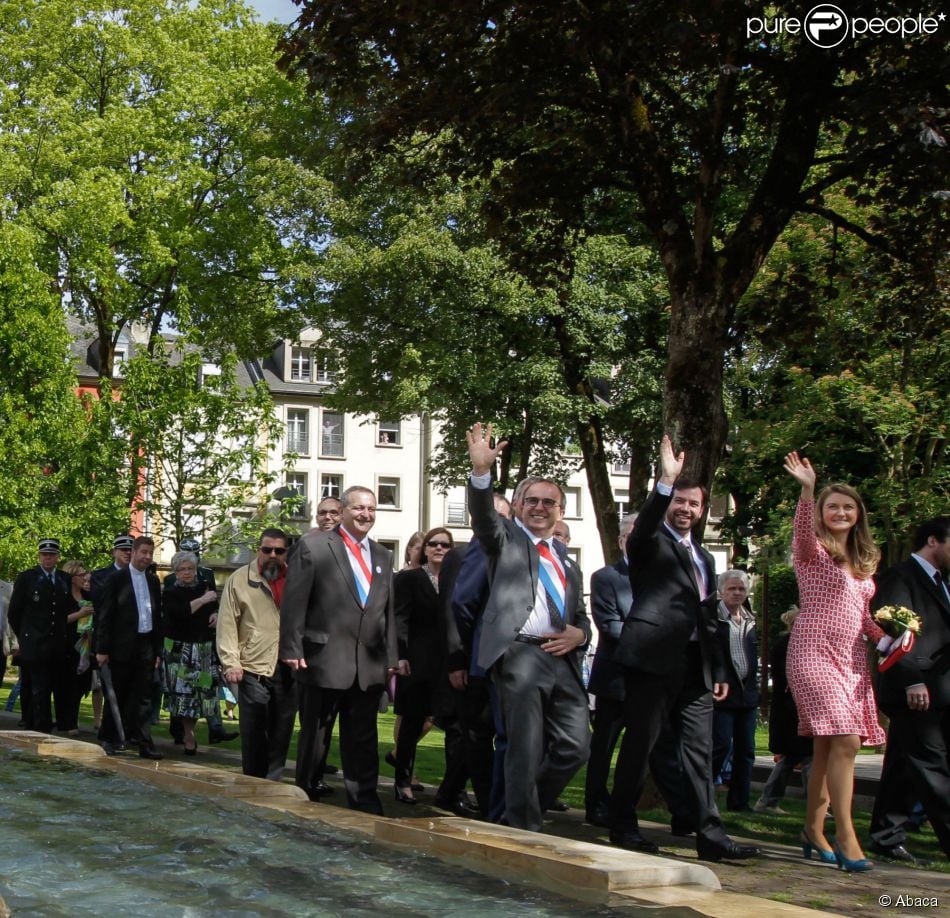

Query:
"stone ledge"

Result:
[[376, 815, 721, 897]]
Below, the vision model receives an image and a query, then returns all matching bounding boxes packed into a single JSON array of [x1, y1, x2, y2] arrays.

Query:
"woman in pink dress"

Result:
[[784, 452, 888, 871]]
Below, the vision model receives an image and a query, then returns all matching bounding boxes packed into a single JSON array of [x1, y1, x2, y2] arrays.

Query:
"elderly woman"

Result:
[[711, 569, 759, 812], [162, 550, 219, 755], [392, 526, 454, 803]]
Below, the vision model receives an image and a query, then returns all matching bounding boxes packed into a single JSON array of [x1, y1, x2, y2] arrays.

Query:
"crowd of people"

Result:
[[2, 428, 948, 871]]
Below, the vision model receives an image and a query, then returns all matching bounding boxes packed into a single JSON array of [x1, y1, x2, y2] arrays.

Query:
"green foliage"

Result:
[[0, 0, 328, 377], [110, 342, 285, 555], [0, 224, 129, 575]]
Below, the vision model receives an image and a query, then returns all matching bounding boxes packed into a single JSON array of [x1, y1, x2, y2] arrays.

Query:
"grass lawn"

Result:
[[2, 673, 946, 871]]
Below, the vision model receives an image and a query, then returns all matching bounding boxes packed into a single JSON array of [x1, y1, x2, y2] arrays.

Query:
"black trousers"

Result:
[[98, 635, 157, 748], [23, 657, 73, 733], [237, 665, 298, 780], [609, 646, 728, 849], [585, 696, 625, 813], [492, 642, 590, 831], [454, 675, 495, 813], [296, 679, 384, 814], [394, 678, 435, 788], [871, 703, 950, 857]]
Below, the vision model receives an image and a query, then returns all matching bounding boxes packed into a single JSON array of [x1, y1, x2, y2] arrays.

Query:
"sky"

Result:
[[247, 0, 299, 24]]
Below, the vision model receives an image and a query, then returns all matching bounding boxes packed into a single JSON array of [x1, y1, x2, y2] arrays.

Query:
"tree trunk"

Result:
[[663, 289, 730, 514], [573, 415, 621, 563]]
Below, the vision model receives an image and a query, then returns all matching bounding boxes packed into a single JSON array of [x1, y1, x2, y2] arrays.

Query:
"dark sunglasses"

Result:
[[259, 546, 287, 555], [427, 540, 452, 549]]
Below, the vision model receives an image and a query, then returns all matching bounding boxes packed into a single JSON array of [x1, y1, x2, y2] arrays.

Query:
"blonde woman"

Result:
[[784, 452, 889, 872]]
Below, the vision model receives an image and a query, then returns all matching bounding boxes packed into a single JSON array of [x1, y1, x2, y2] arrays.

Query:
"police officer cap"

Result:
[[113, 534, 134, 550], [180, 537, 201, 554], [38, 538, 61, 554]]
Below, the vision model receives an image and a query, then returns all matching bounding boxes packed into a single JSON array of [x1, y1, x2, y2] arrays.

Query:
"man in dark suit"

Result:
[[870, 516, 950, 862], [280, 485, 403, 813], [608, 435, 758, 861], [94, 535, 164, 758], [8, 538, 71, 733], [466, 423, 591, 832]]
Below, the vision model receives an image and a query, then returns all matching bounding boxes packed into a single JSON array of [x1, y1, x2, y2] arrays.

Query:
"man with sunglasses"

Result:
[[217, 528, 297, 780], [465, 423, 591, 831]]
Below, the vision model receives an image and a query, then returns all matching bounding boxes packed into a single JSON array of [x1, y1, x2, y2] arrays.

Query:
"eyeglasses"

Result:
[[72, 571, 87, 578], [426, 540, 452, 549], [522, 496, 560, 509], [259, 546, 287, 555]]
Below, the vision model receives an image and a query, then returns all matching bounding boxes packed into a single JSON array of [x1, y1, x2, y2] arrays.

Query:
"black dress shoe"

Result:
[[208, 730, 239, 744], [183, 745, 198, 757], [727, 804, 755, 813], [324, 763, 339, 775], [433, 793, 481, 817], [696, 841, 760, 862], [138, 745, 164, 760], [609, 830, 660, 854], [586, 803, 611, 828], [868, 843, 929, 866], [548, 798, 570, 812], [307, 782, 334, 800], [101, 740, 119, 756]]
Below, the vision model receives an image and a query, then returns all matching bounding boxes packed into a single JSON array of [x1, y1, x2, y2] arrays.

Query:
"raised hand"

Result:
[[466, 422, 509, 476], [783, 451, 816, 499], [658, 433, 685, 485]]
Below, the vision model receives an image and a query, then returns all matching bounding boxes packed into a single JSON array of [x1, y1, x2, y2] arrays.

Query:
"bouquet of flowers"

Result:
[[874, 605, 922, 673], [874, 605, 922, 637]]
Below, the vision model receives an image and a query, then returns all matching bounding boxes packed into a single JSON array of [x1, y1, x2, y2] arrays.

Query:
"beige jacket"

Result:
[[216, 560, 282, 678]]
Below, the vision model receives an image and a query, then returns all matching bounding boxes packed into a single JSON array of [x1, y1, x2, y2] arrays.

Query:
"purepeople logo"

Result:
[[746, 4, 945, 48]]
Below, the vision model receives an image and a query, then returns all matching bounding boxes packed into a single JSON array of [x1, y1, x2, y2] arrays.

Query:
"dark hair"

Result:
[[671, 477, 708, 508], [420, 527, 453, 563], [132, 536, 154, 550], [912, 517, 950, 553], [259, 528, 288, 546]]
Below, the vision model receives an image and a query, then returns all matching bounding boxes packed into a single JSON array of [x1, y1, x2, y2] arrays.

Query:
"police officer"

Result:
[[8, 539, 72, 733]]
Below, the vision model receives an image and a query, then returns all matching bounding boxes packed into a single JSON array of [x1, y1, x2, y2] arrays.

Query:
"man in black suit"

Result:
[[94, 535, 164, 758], [870, 516, 950, 862], [608, 435, 758, 861], [466, 423, 591, 832], [8, 538, 71, 733], [280, 485, 403, 813]]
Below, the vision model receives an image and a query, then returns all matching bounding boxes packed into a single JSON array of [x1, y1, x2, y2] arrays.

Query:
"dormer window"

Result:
[[290, 346, 312, 382]]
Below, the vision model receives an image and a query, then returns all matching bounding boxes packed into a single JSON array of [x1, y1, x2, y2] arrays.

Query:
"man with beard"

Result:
[[217, 528, 297, 780], [608, 435, 758, 861], [94, 536, 164, 758]]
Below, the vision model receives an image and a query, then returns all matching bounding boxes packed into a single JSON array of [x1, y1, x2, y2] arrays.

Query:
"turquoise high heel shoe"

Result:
[[801, 830, 837, 863], [832, 840, 874, 872]]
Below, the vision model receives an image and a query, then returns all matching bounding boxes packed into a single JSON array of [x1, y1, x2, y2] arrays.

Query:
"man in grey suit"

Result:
[[280, 485, 403, 813], [466, 422, 591, 831]]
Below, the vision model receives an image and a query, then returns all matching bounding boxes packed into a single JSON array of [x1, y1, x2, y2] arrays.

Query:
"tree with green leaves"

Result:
[[0, 0, 328, 382], [110, 342, 287, 554], [281, 0, 949, 497], [0, 224, 130, 575]]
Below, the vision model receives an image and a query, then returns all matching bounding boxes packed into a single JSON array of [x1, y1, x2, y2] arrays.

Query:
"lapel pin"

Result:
[[376, 565, 382, 574]]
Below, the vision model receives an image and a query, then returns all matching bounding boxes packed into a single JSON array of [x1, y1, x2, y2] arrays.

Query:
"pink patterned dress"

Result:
[[786, 499, 886, 745]]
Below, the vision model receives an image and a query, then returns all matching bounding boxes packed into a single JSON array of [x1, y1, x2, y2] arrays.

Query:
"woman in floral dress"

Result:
[[784, 451, 889, 870], [162, 551, 219, 755]]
